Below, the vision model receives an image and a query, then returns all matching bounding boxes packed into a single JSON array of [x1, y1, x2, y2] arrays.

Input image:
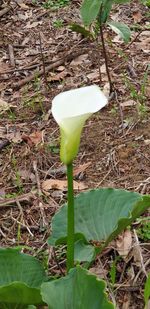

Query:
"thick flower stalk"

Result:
[[52, 85, 107, 272]]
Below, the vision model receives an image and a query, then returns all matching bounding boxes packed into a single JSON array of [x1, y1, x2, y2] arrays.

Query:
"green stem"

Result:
[[66, 163, 74, 272]]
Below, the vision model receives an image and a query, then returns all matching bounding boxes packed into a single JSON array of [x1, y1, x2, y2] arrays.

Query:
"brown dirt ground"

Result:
[[0, 0, 150, 308]]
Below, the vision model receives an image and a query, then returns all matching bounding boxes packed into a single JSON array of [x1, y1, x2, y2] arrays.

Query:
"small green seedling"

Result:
[[137, 218, 150, 241], [43, 0, 70, 9], [53, 19, 64, 28], [109, 256, 121, 287], [12, 155, 23, 193]]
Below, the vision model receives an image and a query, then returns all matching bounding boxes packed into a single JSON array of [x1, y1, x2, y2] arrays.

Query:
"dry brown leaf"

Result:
[[145, 85, 150, 97], [89, 267, 108, 279], [0, 187, 5, 198], [87, 70, 99, 82], [42, 179, 87, 192], [47, 71, 68, 82], [132, 11, 142, 23], [22, 131, 43, 146], [144, 139, 150, 145], [56, 66, 66, 72], [73, 162, 91, 176], [122, 294, 131, 309], [0, 99, 15, 114], [100, 63, 107, 74], [19, 169, 35, 182], [116, 230, 132, 259], [17, 2, 29, 9], [25, 21, 42, 28], [70, 54, 89, 66], [120, 100, 136, 108], [136, 37, 150, 53], [7, 131, 22, 144], [132, 245, 141, 267], [103, 82, 110, 98], [18, 13, 29, 21], [0, 61, 10, 73]]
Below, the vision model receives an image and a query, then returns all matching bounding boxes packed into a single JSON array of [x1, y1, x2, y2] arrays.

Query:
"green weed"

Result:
[[109, 256, 121, 287], [46, 142, 59, 154], [43, 0, 70, 9], [12, 155, 23, 193], [53, 19, 64, 28], [110, 105, 118, 115], [23, 93, 45, 114], [140, 0, 150, 7], [137, 219, 150, 241]]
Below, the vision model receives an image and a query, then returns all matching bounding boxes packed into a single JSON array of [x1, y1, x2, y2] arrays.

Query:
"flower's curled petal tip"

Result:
[[51, 85, 107, 124]]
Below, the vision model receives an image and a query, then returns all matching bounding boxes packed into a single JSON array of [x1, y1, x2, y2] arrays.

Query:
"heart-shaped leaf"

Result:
[[41, 266, 114, 309], [81, 0, 102, 26], [48, 189, 150, 252], [107, 20, 131, 43], [0, 248, 47, 308]]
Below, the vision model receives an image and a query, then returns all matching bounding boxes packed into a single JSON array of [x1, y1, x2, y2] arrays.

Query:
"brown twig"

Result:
[[133, 229, 148, 284], [12, 49, 86, 89], [123, 29, 143, 51], [114, 90, 124, 134], [0, 192, 35, 207], [8, 44, 15, 67], [0, 6, 11, 17], [33, 161, 47, 227], [53, 248, 65, 276], [33, 161, 42, 197], [39, 32, 49, 88]]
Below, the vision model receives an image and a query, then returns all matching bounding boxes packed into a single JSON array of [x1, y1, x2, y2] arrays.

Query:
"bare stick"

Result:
[[133, 229, 148, 284], [33, 161, 47, 227], [8, 44, 15, 67], [53, 248, 65, 276], [0, 192, 35, 208], [33, 161, 42, 197], [12, 50, 84, 89], [39, 32, 49, 88], [0, 6, 11, 17]]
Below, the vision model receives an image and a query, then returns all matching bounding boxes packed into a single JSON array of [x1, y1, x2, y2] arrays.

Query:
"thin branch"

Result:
[[39, 32, 49, 88], [0, 6, 11, 17], [12, 49, 85, 89]]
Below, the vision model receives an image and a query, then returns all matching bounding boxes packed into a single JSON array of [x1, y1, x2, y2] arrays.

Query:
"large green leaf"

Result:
[[74, 240, 96, 262], [41, 266, 114, 309], [48, 189, 150, 251], [0, 248, 48, 308], [81, 0, 102, 26], [98, 0, 113, 23], [107, 20, 131, 43]]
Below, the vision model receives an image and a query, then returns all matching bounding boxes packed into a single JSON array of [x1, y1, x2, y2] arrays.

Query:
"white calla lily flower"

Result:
[[52, 85, 107, 165]]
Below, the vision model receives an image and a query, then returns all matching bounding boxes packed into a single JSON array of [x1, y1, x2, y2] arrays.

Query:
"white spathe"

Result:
[[52, 85, 108, 165]]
